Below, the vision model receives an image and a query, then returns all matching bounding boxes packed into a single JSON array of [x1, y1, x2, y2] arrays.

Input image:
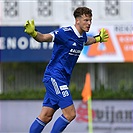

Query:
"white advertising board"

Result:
[[78, 23, 133, 62], [0, 100, 133, 133]]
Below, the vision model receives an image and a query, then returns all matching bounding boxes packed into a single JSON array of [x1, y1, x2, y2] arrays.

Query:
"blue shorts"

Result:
[[43, 77, 73, 111]]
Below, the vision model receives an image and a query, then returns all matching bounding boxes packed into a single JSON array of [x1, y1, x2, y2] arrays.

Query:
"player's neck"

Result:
[[74, 24, 84, 36]]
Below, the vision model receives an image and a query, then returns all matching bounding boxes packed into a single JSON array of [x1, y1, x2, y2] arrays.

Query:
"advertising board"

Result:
[[78, 24, 133, 62], [0, 26, 59, 62], [0, 100, 133, 133]]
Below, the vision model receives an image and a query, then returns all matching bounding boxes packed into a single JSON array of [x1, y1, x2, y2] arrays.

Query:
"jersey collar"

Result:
[[71, 25, 83, 38]]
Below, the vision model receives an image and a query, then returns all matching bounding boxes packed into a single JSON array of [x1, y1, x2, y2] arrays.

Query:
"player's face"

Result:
[[76, 14, 92, 33]]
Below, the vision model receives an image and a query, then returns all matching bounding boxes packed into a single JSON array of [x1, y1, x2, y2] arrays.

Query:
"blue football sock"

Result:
[[29, 117, 46, 133], [50, 114, 70, 133]]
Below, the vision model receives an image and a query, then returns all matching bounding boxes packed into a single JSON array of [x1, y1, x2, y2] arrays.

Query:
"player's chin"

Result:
[[85, 27, 90, 32]]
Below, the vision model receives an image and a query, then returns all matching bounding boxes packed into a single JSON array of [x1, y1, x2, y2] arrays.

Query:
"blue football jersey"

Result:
[[43, 26, 87, 85]]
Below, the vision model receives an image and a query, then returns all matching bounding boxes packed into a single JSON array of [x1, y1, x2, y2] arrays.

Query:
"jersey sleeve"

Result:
[[52, 28, 70, 44], [49, 32, 55, 42]]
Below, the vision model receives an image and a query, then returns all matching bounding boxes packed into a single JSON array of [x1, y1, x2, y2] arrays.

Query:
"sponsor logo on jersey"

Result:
[[69, 49, 81, 56], [60, 85, 68, 91]]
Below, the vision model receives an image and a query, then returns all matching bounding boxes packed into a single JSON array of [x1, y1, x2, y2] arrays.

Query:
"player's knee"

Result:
[[70, 111, 76, 121], [46, 115, 53, 123], [65, 111, 76, 122], [38, 114, 53, 124]]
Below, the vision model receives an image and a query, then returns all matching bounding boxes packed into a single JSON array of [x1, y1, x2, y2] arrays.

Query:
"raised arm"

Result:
[[85, 28, 109, 46], [34, 32, 53, 42], [24, 19, 53, 42]]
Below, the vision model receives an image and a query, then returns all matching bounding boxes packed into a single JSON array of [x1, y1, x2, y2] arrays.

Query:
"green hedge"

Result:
[[0, 89, 46, 100], [92, 88, 133, 100], [0, 83, 133, 100]]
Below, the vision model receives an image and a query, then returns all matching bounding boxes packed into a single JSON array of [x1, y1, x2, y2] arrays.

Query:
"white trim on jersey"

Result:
[[49, 32, 55, 42], [71, 25, 83, 38], [51, 78, 61, 94]]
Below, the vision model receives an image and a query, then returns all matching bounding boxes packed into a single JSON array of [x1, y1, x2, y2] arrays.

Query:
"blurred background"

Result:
[[0, 0, 133, 133]]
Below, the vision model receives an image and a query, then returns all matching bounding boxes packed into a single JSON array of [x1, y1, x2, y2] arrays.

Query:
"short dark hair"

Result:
[[73, 7, 92, 18]]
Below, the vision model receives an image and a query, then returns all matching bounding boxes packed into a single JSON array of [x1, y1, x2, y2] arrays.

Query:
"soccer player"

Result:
[[24, 7, 108, 133]]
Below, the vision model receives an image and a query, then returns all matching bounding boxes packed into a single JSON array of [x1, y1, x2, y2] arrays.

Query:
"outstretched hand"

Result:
[[94, 28, 109, 43], [24, 19, 37, 38]]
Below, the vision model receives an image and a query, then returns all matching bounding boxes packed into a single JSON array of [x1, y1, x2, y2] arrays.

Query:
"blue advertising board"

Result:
[[0, 26, 59, 62]]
